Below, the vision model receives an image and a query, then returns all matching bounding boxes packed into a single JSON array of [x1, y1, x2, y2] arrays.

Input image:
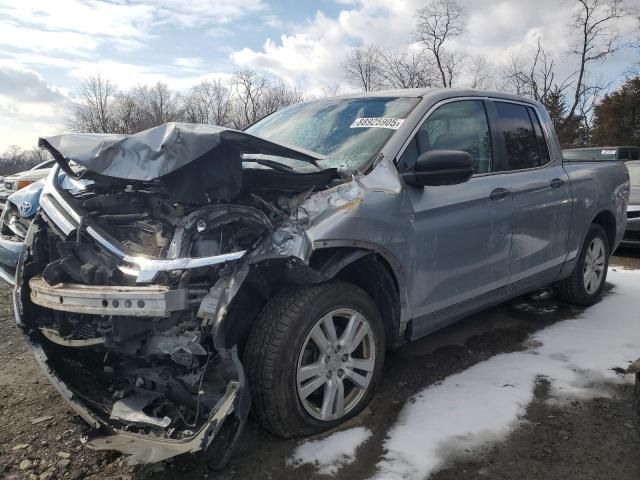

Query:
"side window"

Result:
[[495, 102, 543, 170], [631, 149, 640, 161], [398, 100, 493, 174], [397, 137, 418, 173], [527, 107, 550, 164]]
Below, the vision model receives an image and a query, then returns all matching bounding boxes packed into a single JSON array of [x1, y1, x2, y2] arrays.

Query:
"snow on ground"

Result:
[[289, 426, 372, 475], [373, 268, 640, 480]]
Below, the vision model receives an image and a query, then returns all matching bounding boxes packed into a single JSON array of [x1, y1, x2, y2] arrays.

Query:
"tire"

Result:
[[556, 223, 609, 306], [243, 280, 385, 438]]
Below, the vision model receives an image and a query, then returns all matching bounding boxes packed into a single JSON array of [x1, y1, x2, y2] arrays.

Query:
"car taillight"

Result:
[[15, 180, 33, 190]]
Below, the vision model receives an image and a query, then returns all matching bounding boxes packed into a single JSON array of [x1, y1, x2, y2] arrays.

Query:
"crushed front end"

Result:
[[14, 123, 342, 465]]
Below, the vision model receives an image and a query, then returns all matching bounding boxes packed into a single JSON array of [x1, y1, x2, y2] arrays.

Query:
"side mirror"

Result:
[[402, 149, 474, 187]]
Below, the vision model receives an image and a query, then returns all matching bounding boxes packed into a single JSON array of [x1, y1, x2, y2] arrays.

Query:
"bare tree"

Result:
[[342, 43, 384, 92], [502, 54, 529, 95], [69, 74, 117, 133], [231, 70, 303, 128], [182, 79, 233, 126], [135, 82, 181, 127], [379, 47, 438, 88], [576, 73, 611, 144], [503, 39, 572, 104], [232, 70, 269, 128], [319, 82, 342, 98], [261, 78, 305, 116], [466, 55, 495, 90], [0, 146, 51, 175], [567, 0, 625, 120], [414, 0, 465, 87]]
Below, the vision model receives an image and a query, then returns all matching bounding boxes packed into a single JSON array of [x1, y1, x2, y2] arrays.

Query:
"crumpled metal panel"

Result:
[[39, 122, 322, 182]]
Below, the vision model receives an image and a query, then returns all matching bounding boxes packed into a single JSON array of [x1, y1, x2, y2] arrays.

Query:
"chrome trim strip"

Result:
[[126, 251, 246, 283], [40, 194, 76, 236]]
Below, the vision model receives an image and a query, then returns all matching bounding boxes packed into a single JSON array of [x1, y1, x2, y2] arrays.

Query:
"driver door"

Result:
[[397, 99, 513, 337]]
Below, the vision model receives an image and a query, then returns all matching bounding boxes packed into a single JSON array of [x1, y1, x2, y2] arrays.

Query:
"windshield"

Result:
[[628, 163, 640, 187], [245, 97, 420, 171], [563, 148, 617, 161]]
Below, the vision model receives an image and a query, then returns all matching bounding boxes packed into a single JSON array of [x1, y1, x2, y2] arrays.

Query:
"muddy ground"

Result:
[[1, 250, 640, 480]]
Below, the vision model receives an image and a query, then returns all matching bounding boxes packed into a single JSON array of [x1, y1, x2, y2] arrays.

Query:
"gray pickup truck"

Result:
[[14, 89, 629, 466]]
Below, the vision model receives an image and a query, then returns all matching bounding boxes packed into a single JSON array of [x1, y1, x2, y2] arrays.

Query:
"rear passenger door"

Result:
[[489, 101, 572, 290]]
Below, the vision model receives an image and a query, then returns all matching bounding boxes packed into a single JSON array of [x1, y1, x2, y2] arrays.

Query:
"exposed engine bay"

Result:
[[16, 123, 352, 464]]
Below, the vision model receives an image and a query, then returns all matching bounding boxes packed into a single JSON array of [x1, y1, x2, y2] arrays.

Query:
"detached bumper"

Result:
[[86, 380, 243, 464], [0, 235, 22, 285], [29, 337, 250, 465]]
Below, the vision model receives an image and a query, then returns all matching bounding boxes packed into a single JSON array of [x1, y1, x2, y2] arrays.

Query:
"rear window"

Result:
[[563, 148, 618, 161], [494, 102, 544, 171]]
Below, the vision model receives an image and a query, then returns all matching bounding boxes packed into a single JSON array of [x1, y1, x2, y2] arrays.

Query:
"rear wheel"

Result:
[[243, 281, 385, 438], [556, 223, 609, 306]]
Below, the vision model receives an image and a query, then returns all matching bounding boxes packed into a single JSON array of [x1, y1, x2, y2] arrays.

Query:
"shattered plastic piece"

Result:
[[110, 392, 172, 429]]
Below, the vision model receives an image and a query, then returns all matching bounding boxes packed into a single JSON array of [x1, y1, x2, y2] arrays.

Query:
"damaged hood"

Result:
[[39, 122, 323, 182], [39, 122, 327, 203]]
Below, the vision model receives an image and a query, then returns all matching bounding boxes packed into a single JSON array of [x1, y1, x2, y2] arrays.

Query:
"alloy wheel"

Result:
[[296, 308, 376, 421], [583, 236, 606, 294]]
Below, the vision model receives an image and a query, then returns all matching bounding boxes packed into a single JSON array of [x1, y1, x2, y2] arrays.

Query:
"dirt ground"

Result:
[[1, 250, 640, 480]]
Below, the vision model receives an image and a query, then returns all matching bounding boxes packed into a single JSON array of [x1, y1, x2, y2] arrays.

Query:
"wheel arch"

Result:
[[218, 244, 409, 352], [590, 209, 616, 250], [309, 246, 405, 348]]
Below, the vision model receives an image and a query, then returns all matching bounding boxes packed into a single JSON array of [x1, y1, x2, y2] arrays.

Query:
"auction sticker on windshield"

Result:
[[350, 117, 405, 129]]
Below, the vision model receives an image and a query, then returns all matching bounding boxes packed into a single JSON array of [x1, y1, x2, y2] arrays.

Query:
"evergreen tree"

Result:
[[592, 77, 640, 146]]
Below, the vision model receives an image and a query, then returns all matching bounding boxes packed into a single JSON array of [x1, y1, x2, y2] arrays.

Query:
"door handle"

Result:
[[550, 178, 565, 188], [490, 188, 510, 200]]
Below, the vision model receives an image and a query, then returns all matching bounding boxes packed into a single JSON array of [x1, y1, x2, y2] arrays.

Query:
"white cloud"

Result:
[[0, 0, 268, 59], [0, 20, 99, 55], [0, 0, 154, 41], [67, 59, 232, 91], [0, 64, 70, 103], [174, 57, 205, 69], [0, 64, 72, 151], [148, 0, 267, 27]]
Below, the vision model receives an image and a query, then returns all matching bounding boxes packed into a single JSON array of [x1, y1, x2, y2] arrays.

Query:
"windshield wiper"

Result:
[[243, 158, 295, 172]]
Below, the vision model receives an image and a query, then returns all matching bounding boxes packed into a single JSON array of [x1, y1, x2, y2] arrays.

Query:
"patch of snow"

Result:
[[374, 268, 640, 480], [289, 426, 372, 475]]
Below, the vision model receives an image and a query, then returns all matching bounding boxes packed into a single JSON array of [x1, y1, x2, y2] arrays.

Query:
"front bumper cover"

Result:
[[28, 337, 250, 465]]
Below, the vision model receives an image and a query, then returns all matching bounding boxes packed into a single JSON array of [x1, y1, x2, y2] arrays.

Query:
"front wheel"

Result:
[[556, 223, 609, 306], [243, 281, 385, 438]]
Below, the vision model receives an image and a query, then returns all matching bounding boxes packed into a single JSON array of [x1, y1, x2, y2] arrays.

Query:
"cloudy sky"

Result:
[[0, 0, 637, 151]]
